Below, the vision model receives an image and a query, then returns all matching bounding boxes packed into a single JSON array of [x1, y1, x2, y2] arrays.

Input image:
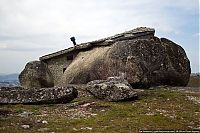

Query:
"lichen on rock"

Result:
[[0, 86, 78, 104], [19, 61, 54, 89], [86, 77, 143, 101]]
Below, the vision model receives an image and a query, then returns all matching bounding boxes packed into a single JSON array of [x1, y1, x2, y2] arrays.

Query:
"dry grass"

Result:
[[187, 75, 200, 87], [0, 88, 199, 133]]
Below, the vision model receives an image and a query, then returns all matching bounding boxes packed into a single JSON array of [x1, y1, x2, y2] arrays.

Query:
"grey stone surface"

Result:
[[20, 27, 190, 88], [0, 86, 78, 104], [40, 27, 154, 86], [40, 27, 155, 61], [19, 61, 54, 89], [43, 53, 78, 85], [86, 77, 143, 101], [60, 36, 190, 87]]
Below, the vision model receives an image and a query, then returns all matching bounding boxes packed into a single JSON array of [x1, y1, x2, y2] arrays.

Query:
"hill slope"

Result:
[[0, 87, 199, 132]]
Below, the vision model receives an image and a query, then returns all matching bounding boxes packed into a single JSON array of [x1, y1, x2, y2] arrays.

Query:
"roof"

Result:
[[39, 27, 155, 61]]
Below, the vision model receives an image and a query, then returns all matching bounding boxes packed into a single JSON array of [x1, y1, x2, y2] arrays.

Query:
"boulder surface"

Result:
[[0, 86, 78, 104], [60, 35, 190, 87], [19, 61, 54, 89], [86, 77, 143, 101]]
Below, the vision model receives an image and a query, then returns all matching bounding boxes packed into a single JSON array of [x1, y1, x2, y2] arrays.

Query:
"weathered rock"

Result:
[[19, 61, 54, 89], [86, 77, 143, 101], [0, 86, 78, 104], [60, 35, 190, 87]]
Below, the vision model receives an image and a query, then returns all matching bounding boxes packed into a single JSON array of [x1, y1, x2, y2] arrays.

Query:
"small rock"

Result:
[[81, 127, 92, 130], [36, 119, 41, 123], [145, 112, 155, 116], [91, 113, 97, 116], [18, 111, 33, 117], [72, 128, 78, 131], [21, 125, 30, 129], [81, 102, 95, 107], [42, 120, 48, 124], [86, 77, 143, 101]]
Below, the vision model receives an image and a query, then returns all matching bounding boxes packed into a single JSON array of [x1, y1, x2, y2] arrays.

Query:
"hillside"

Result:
[[187, 75, 200, 87], [0, 87, 199, 132], [0, 74, 19, 82], [0, 75, 199, 132], [0, 74, 19, 87]]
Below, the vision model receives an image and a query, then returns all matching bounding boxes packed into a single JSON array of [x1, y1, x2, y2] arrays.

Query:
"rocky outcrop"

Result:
[[19, 61, 54, 89], [19, 27, 190, 88], [0, 86, 78, 104], [59, 34, 190, 87], [86, 77, 143, 101]]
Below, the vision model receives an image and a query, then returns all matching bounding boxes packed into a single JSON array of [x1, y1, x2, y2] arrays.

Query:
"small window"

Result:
[[63, 68, 66, 73], [67, 55, 73, 60]]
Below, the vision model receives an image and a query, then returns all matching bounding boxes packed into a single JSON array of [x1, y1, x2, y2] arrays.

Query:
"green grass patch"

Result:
[[0, 88, 199, 133]]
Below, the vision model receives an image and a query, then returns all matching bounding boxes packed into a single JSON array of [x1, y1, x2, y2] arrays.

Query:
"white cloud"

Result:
[[0, 0, 198, 73], [0, 43, 7, 49], [0, 0, 198, 43]]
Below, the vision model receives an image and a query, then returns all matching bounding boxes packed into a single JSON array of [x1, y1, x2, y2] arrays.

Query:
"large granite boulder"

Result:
[[19, 61, 54, 89], [0, 86, 78, 104], [60, 31, 190, 87], [86, 77, 143, 101]]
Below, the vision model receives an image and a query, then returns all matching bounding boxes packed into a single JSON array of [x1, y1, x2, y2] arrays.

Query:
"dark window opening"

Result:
[[67, 55, 73, 60], [63, 68, 66, 73]]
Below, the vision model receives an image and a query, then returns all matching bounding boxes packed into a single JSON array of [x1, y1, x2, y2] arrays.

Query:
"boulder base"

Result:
[[0, 86, 78, 104], [19, 61, 54, 89]]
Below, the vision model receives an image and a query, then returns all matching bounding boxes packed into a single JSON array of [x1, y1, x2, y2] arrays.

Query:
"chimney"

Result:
[[70, 37, 76, 46]]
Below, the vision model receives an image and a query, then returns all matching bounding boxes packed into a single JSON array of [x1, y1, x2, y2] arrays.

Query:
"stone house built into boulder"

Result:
[[39, 27, 156, 85], [20, 27, 190, 89]]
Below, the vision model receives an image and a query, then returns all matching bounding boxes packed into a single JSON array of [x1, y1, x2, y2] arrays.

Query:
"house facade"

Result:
[[39, 27, 155, 85]]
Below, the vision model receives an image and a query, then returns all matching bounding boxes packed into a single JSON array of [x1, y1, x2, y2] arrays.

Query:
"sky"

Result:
[[0, 0, 199, 74]]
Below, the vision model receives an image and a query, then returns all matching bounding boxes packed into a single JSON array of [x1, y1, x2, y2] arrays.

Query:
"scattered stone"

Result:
[[19, 61, 54, 89], [145, 112, 155, 116], [36, 120, 41, 123], [86, 77, 143, 101], [187, 96, 200, 104], [90, 113, 97, 116], [72, 128, 78, 131], [65, 101, 108, 119], [0, 109, 13, 116], [0, 86, 78, 104], [42, 120, 48, 124], [21, 125, 30, 129], [80, 102, 96, 108], [81, 127, 93, 130], [18, 111, 33, 117]]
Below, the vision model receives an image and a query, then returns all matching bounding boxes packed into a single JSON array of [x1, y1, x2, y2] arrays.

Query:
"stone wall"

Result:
[[41, 34, 154, 85], [39, 27, 156, 85], [43, 52, 78, 85]]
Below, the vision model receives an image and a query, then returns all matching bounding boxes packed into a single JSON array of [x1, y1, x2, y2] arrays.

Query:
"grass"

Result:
[[0, 88, 199, 133], [187, 75, 200, 87]]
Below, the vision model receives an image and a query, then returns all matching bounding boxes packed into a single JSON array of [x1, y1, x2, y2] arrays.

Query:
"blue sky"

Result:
[[0, 0, 199, 74]]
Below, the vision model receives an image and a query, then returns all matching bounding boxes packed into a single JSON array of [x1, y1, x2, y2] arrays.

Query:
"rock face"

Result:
[[86, 77, 143, 101], [60, 36, 190, 87], [19, 61, 54, 89], [0, 86, 78, 104], [19, 27, 191, 88]]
